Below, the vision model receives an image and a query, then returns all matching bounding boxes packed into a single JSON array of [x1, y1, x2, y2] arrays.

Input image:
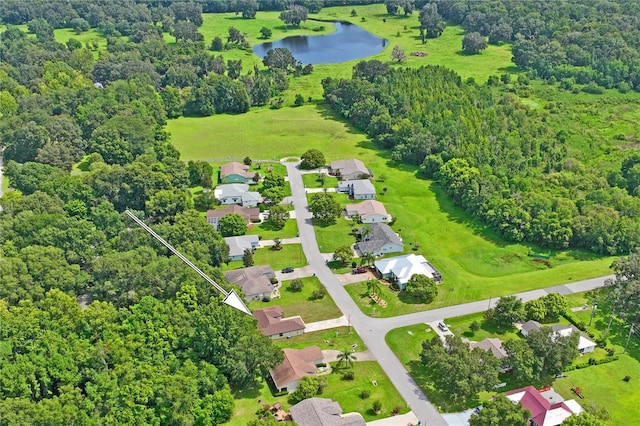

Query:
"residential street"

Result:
[[284, 161, 613, 425]]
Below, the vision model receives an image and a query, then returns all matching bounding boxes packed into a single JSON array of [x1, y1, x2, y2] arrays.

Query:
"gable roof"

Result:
[[345, 200, 389, 219], [506, 386, 582, 426], [224, 235, 259, 258], [253, 306, 306, 337], [290, 398, 366, 426], [270, 346, 323, 391], [330, 159, 369, 177], [215, 183, 250, 198], [350, 179, 376, 195], [522, 322, 596, 350], [469, 338, 508, 359], [207, 205, 260, 221], [355, 223, 402, 254], [224, 265, 275, 297], [220, 162, 254, 179], [374, 253, 439, 285], [521, 320, 542, 334]]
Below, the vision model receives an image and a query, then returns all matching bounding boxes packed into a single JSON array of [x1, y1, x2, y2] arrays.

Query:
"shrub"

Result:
[[359, 389, 370, 399], [288, 278, 304, 292], [270, 277, 279, 284], [606, 347, 616, 357], [623, 375, 631, 382], [310, 287, 327, 300], [470, 320, 480, 333], [341, 370, 355, 380], [372, 400, 382, 413]]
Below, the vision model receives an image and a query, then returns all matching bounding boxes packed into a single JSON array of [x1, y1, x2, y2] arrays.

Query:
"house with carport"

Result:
[[337, 179, 376, 200], [253, 306, 306, 340], [269, 346, 325, 393]]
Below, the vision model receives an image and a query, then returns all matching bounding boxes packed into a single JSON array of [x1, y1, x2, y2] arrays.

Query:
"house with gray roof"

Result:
[[290, 398, 366, 426], [345, 200, 391, 223], [520, 320, 596, 354], [330, 159, 371, 181], [220, 162, 256, 184], [355, 223, 403, 257], [337, 179, 376, 200], [224, 265, 278, 302], [253, 306, 306, 339], [214, 184, 263, 207], [374, 253, 442, 289], [224, 235, 259, 261]]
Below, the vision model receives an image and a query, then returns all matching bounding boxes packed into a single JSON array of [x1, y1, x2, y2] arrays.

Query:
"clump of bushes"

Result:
[[359, 389, 370, 399]]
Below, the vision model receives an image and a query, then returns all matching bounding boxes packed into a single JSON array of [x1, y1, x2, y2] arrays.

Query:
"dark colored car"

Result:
[[281, 267, 294, 273], [352, 266, 368, 274]]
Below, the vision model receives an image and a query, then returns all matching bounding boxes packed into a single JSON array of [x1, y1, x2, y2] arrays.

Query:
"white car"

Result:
[[437, 321, 449, 332]]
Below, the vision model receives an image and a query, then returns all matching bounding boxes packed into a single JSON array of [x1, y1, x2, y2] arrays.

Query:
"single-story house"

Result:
[[355, 223, 403, 257], [520, 321, 596, 354], [224, 235, 260, 261], [345, 200, 391, 223], [224, 265, 278, 302], [253, 306, 306, 339], [206, 205, 260, 230], [505, 386, 583, 426], [374, 253, 442, 289], [220, 162, 256, 184], [337, 179, 376, 200], [329, 159, 371, 181], [469, 338, 511, 372], [270, 346, 324, 393], [290, 398, 366, 426], [214, 184, 263, 207]]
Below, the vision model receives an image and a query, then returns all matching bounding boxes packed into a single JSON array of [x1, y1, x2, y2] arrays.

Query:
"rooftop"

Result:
[[469, 338, 508, 359], [290, 398, 366, 426], [206, 205, 260, 221], [330, 159, 370, 177], [224, 265, 276, 298], [355, 223, 402, 254], [253, 306, 306, 337], [270, 346, 324, 391], [220, 162, 254, 179], [345, 200, 389, 219], [224, 235, 259, 259], [505, 386, 582, 426], [374, 253, 440, 285]]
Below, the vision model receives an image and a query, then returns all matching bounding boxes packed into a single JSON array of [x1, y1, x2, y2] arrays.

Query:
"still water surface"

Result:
[[252, 22, 387, 64]]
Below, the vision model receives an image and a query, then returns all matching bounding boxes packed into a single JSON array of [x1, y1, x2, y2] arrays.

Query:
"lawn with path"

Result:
[[248, 276, 341, 323], [273, 326, 363, 352], [247, 219, 298, 240], [301, 173, 339, 189]]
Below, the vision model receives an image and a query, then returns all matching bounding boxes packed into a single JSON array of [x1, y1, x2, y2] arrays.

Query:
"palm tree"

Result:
[[360, 252, 375, 267], [337, 349, 357, 369], [366, 279, 382, 297]]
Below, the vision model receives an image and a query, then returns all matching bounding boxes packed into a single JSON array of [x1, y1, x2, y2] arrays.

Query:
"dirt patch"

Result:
[[532, 258, 552, 268]]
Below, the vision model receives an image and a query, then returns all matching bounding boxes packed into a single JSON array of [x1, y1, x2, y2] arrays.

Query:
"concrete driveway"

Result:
[[274, 265, 314, 281]]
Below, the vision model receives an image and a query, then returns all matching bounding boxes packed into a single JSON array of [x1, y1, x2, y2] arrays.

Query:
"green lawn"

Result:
[[345, 280, 436, 318], [248, 276, 341, 323], [445, 312, 522, 343], [247, 219, 298, 240], [273, 327, 363, 352], [314, 216, 357, 254], [253, 244, 307, 270], [302, 173, 339, 189]]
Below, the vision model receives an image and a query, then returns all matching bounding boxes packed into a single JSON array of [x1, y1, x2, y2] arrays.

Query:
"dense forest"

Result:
[[323, 63, 640, 254]]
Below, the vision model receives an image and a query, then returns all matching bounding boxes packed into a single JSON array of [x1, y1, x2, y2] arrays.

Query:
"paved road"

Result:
[[284, 161, 613, 425]]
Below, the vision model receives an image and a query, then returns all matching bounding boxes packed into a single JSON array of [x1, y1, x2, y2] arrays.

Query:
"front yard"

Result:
[[223, 244, 308, 271], [248, 276, 341, 323], [246, 218, 298, 240], [302, 173, 339, 189], [344, 279, 440, 318]]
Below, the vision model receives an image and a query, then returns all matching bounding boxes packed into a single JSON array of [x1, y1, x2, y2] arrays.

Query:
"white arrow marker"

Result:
[[124, 210, 252, 316]]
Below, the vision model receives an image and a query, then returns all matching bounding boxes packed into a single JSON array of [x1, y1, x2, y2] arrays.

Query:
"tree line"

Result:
[[322, 62, 640, 254]]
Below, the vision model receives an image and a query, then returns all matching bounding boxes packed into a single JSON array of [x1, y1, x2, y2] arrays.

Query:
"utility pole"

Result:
[[624, 324, 634, 354], [589, 303, 598, 326]]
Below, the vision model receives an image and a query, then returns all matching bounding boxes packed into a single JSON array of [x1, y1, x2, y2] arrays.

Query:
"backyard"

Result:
[[248, 276, 341, 323]]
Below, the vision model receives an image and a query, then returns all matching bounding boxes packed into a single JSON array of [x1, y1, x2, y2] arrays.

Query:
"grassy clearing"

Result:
[[445, 312, 522, 343], [253, 244, 307, 270], [248, 276, 341, 323], [246, 218, 298, 240], [345, 280, 434, 318], [315, 216, 356, 254], [273, 326, 363, 351], [301, 173, 339, 189]]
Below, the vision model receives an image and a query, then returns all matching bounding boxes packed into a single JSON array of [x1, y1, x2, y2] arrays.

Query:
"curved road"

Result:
[[285, 161, 612, 424]]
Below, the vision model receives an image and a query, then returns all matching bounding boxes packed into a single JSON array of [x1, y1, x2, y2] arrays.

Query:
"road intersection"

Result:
[[284, 160, 612, 425]]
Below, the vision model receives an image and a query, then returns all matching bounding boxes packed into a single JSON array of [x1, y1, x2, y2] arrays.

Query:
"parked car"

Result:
[[437, 321, 449, 332], [352, 266, 368, 274], [473, 405, 483, 414], [281, 267, 294, 273]]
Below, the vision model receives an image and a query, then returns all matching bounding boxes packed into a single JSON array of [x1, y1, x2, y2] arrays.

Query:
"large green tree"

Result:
[[217, 213, 248, 237], [301, 149, 326, 169], [469, 395, 530, 426], [309, 192, 342, 225], [403, 274, 438, 303]]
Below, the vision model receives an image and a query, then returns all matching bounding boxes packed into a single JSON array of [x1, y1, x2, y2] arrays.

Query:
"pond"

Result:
[[252, 22, 387, 65]]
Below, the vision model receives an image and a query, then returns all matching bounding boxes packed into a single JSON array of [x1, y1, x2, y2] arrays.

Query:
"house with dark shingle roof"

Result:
[[289, 398, 366, 426], [270, 346, 324, 393], [224, 265, 278, 302], [220, 162, 256, 184], [253, 306, 305, 339], [355, 223, 403, 257]]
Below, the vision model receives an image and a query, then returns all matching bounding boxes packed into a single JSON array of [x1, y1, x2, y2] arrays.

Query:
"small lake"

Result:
[[252, 22, 387, 65]]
